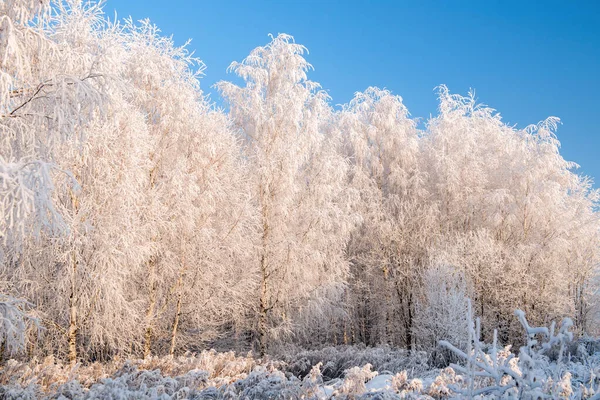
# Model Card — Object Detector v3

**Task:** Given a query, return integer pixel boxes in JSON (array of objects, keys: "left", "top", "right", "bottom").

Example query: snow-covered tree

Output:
[
  {"left": 2, "top": 1, "right": 254, "bottom": 363},
  {"left": 338, "top": 87, "right": 432, "bottom": 348},
  {"left": 422, "top": 86, "right": 600, "bottom": 340},
  {"left": 118, "top": 18, "right": 254, "bottom": 358},
  {"left": 1, "top": 1, "right": 154, "bottom": 364},
  {"left": 413, "top": 263, "right": 469, "bottom": 360},
  {"left": 218, "top": 34, "right": 356, "bottom": 355}
]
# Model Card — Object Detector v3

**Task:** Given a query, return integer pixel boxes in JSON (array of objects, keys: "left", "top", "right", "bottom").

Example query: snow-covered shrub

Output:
[
  {"left": 413, "top": 263, "right": 469, "bottom": 367},
  {"left": 46, "top": 379, "right": 85, "bottom": 399},
  {"left": 439, "top": 300, "right": 593, "bottom": 398},
  {"left": 0, "top": 351, "right": 258, "bottom": 397},
  {"left": 84, "top": 365, "right": 195, "bottom": 399},
  {"left": 278, "top": 345, "right": 428, "bottom": 380},
  {"left": 427, "top": 367, "right": 463, "bottom": 398},
  {"left": 301, "top": 362, "right": 325, "bottom": 397},
  {"left": 336, "top": 364, "right": 378, "bottom": 396},
  {"left": 0, "top": 383, "right": 40, "bottom": 400},
  {"left": 3, "top": 346, "right": 600, "bottom": 398},
  {"left": 230, "top": 367, "right": 304, "bottom": 399},
  {"left": 390, "top": 370, "right": 423, "bottom": 397},
  {"left": 136, "top": 350, "right": 256, "bottom": 383}
]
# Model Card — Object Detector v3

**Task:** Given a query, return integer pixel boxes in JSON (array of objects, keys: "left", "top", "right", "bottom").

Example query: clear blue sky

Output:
[{"left": 107, "top": 0, "right": 600, "bottom": 186}]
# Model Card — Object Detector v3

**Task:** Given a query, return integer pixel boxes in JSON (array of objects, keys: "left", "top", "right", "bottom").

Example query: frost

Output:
[
  {"left": 1, "top": 3, "right": 600, "bottom": 400},
  {"left": 2, "top": 334, "right": 600, "bottom": 399}
]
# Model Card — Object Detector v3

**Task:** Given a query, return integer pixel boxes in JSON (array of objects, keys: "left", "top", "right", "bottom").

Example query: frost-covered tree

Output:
[
  {"left": 118, "top": 19, "right": 254, "bottom": 358},
  {"left": 422, "top": 86, "right": 600, "bottom": 340},
  {"left": 0, "top": 1, "right": 154, "bottom": 364},
  {"left": 218, "top": 34, "right": 356, "bottom": 355},
  {"left": 2, "top": 1, "right": 254, "bottom": 363},
  {"left": 338, "top": 87, "right": 433, "bottom": 348},
  {"left": 338, "top": 85, "right": 599, "bottom": 349},
  {"left": 413, "top": 263, "right": 469, "bottom": 360}
]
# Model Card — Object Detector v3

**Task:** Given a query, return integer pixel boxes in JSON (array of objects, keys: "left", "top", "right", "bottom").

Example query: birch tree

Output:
[
  {"left": 422, "top": 86, "right": 600, "bottom": 341},
  {"left": 339, "top": 87, "right": 432, "bottom": 348},
  {"left": 0, "top": 1, "right": 154, "bottom": 364},
  {"left": 218, "top": 34, "right": 355, "bottom": 355},
  {"left": 119, "top": 19, "right": 255, "bottom": 358}
]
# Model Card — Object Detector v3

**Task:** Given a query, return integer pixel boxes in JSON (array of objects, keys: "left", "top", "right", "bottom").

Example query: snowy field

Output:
[{"left": 3, "top": 333, "right": 600, "bottom": 399}]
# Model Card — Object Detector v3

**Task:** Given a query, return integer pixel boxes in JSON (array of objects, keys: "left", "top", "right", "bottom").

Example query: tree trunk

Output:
[
  {"left": 68, "top": 251, "right": 78, "bottom": 366},
  {"left": 480, "top": 296, "right": 485, "bottom": 342},
  {"left": 258, "top": 181, "right": 270, "bottom": 357},
  {"left": 343, "top": 323, "right": 349, "bottom": 345},
  {"left": 396, "top": 277, "right": 413, "bottom": 351},
  {"left": 258, "top": 253, "right": 268, "bottom": 357},
  {"left": 143, "top": 259, "right": 157, "bottom": 359},
  {"left": 382, "top": 264, "right": 391, "bottom": 344},
  {"left": 406, "top": 290, "right": 413, "bottom": 351},
  {"left": 169, "top": 274, "right": 183, "bottom": 357},
  {"left": 0, "top": 340, "right": 6, "bottom": 364},
  {"left": 68, "top": 188, "right": 80, "bottom": 367}
]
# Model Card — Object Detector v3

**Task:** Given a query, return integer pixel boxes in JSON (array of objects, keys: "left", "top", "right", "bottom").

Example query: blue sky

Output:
[{"left": 107, "top": 0, "right": 600, "bottom": 186}]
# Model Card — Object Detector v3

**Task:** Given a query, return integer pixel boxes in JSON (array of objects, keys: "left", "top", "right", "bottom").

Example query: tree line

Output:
[{"left": 1, "top": 1, "right": 599, "bottom": 365}]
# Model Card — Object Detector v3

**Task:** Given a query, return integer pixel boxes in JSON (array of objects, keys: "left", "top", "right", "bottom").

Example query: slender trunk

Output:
[
  {"left": 480, "top": 296, "right": 485, "bottom": 342},
  {"left": 406, "top": 290, "right": 413, "bottom": 351},
  {"left": 361, "top": 294, "right": 368, "bottom": 344},
  {"left": 395, "top": 277, "right": 413, "bottom": 351},
  {"left": 169, "top": 244, "right": 188, "bottom": 357},
  {"left": 382, "top": 264, "right": 391, "bottom": 344},
  {"left": 258, "top": 181, "right": 270, "bottom": 357},
  {"left": 333, "top": 323, "right": 338, "bottom": 345},
  {"left": 575, "top": 278, "right": 586, "bottom": 335},
  {"left": 343, "top": 289, "right": 349, "bottom": 345},
  {"left": 143, "top": 259, "right": 157, "bottom": 359},
  {"left": 67, "top": 187, "right": 80, "bottom": 366},
  {"left": 27, "top": 330, "right": 35, "bottom": 359},
  {"left": 68, "top": 306, "right": 77, "bottom": 365},
  {"left": 68, "top": 251, "right": 78, "bottom": 366},
  {"left": 343, "top": 322, "right": 349, "bottom": 345},
  {"left": 0, "top": 340, "right": 5, "bottom": 364},
  {"left": 258, "top": 252, "right": 268, "bottom": 357},
  {"left": 169, "top": 274, "right": 183, "bottom": 356},
  {"left": 143, "top": 161, "right": 160, "bottom": 359},
  {"left": 350, "top": 312, "right": 356, "bottom": 344}
]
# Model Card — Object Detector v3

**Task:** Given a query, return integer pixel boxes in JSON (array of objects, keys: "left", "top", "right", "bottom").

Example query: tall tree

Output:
[
  {"left": 218, "top": 34, "right": 355, "bottom": 355},
  {"left": 421, "top": 86, "right": 600, "bottom": 341},
  {"left": 339, "top": 87, "right": 433, "bottom": 348},
  {"left": 1, "top": 1, "right": 151, "bottom": 364},
  {"left": 120, "top": 19, "right": 254, "bottom": 358}
]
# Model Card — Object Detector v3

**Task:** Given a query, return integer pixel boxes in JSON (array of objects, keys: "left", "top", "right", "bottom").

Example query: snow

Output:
[
  {"left": 2, "top": 307, "right": 598, "bottom": 399},
  {"left": 365, "top": 374, "right": 393, "bottom": 391},
  {"left": 1, "top": 341, "right": 600, "bottom": 399}
]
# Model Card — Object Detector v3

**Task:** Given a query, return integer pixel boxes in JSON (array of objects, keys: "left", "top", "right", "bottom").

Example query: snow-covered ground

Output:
[
  {"left": 1, "top": 306, "right": 599, "bottom": 399},
  {"left": 2, "top": 339, "right": 600, "bottom": 399}
]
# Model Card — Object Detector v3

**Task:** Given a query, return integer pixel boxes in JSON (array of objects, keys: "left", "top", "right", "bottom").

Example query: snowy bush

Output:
[
  {"left": 439, "top": 300, "right": 598, "bottom": 398},
  {"left": 1, "top": 341, "right": 600, "bottom": 398},
  {"left": 278, "top": 345, "right": 428, "bottom": 381},
  {"left": 413, "top": 263, "right": 470, "bottom": 366},
  {"left": 335, "top": 364, "right": 378, "bottom": 396}
]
